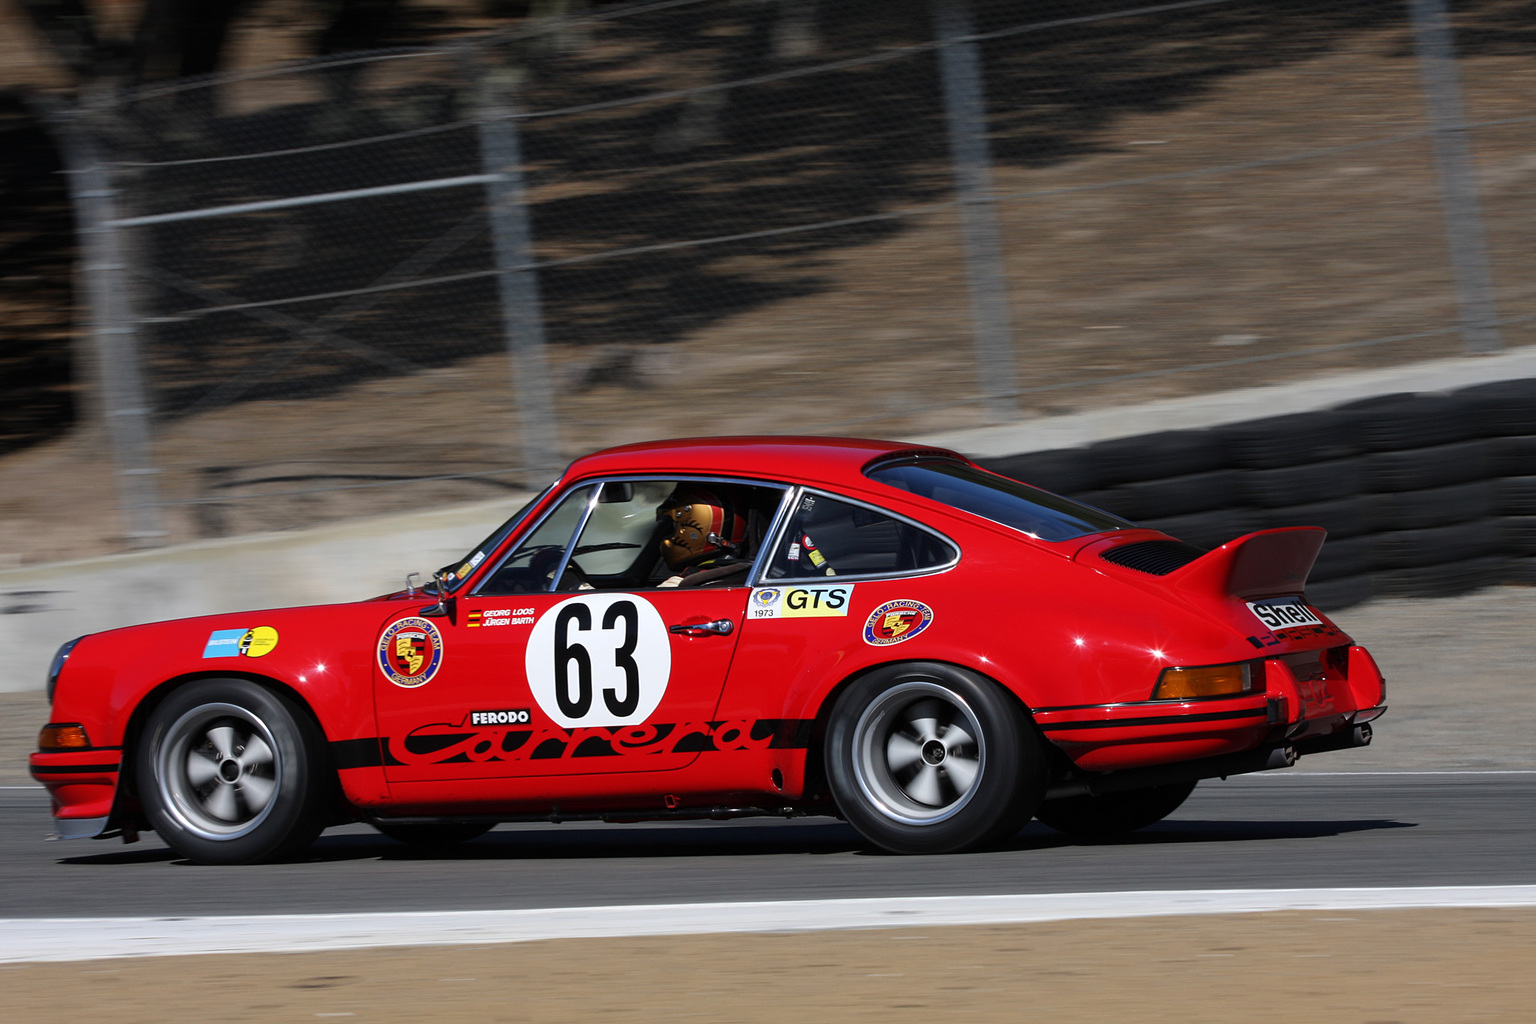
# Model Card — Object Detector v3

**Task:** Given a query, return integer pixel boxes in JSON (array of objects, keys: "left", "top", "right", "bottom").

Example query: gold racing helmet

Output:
[{"left": 659, "top": 486, "right": 747, "bottom": 569}]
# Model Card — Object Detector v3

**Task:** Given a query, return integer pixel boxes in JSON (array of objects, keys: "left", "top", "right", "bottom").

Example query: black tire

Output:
[
  {"left": 1361, "top": 440, "right": 1491, "bottom": 493},
  {"left": 1215, "top": 412, "right": 1356, "bottom": 470},
  {"left": 1453, "top": 378, "right": 1536, "bottom": 436},
  {"left": 1369, "top": 519, "right": 1506, "bottom": 571},
  {"left": 1035, "top": 780, "right": 1198, "bottom": 839},
  {"left": 136, "top": 678, "right": 331, "bottom": 864},
  {"left": 1374, "top": 554, "right": 1509, "bottom": 598},
  {"left": 1339, "top": 392, "right": 1476, "bottom": 452},
  {"left": 1113, "top": 469, "right": 1240, "bottom": 520},
  {"left": 1089, "top": 430, "right": 1227, "bottom": 486},
  {"left": 1496, "top": 476, "right": 1536, "bottom": 517},
  {"left": 1252, "top": 496, "right": 1371, "bottom": 539},
  {"left": 1309, "top": 535, "right": 1373, "bottom": 582},
  {"left": 1486, "top": 435, "right": 1536, "bottom": 476},
  {"left": 824, "top": 663, "right": 1047, "bottom": 855},
  {"left": 1365, "top": 480, "right": 1495, "bottom": 531},
  {"left": 1505, "top": 516, "right": 1536, "bottom": 557},
  {"left": 1140, "top": 509, "right": 1257, "bottom": 550},
  {"left": 373, "top": 822, "right": 493, "bottom": 847},
  {"left": 1306, "top": 574, "right": 1375, "bottom": 612},
  {"left": 1240, "top": 458, "right": 1363, "bottom": 508}
]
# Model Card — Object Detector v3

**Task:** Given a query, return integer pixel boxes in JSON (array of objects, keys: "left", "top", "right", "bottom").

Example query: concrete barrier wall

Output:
[{"left": 0, "top": 495, "right": 532, "bottom": 693}]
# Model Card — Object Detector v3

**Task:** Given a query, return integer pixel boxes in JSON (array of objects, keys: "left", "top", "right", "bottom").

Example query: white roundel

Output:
[{"left": 525, "top": 594, "right": 671, "bottom": 728}]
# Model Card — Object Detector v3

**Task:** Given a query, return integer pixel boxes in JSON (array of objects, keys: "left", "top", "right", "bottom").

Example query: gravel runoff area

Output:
[
  {"left": 4, "top": 586, "right": 1533, "bottom": 1018},
  {"left": 2, "top": 908, "right": 1534, "bottom": 1022},
  {"left": 5, "top": 583, "right": 1534, "bottom": 786}
]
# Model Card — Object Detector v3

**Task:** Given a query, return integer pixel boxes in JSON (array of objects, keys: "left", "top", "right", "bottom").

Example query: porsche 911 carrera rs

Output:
[{"left": 33, "top": 437, "right": 1385, "bottom": 862}]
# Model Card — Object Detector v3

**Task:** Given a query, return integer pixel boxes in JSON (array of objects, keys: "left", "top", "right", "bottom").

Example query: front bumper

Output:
[
  {"left": 1036, "top": 645, "right": 1386, "bottom": 772},
  {"left": 30, "top": 749, "right": 123, "bottom": 839}
]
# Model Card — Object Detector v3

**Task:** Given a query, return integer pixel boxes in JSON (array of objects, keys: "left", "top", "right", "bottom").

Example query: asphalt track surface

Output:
[{"left": 4, "top": 773, "right": 1534, "bottom": 920}]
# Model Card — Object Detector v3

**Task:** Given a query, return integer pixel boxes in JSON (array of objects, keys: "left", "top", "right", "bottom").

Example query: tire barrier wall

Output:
[{"left": 979, "top": 378, "right": 1536, "bottom": 612}]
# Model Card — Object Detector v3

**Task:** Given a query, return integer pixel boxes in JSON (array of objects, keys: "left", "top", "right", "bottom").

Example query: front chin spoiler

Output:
[{"left": 50, "top": 815, "right": 110, "bottom": 840}]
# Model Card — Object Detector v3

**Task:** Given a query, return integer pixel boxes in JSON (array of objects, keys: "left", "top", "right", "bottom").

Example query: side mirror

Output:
[{"left": 420, "top": 569, "right": 456, "bottom": 621}]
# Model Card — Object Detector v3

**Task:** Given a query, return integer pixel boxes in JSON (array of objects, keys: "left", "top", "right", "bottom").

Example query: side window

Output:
[
  {"left": 476, "top": 485, "right": 596, "bottom": 595},
  {"left": 765, "top": 492, "right": 956, "bottom": 580},
  {"left": 560, "top": 479, "right": 786, "bottom": 591}
]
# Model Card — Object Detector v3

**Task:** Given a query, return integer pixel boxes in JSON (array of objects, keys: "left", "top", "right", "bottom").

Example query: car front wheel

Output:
[
  {"left": 825, "top": 663, "right": 1047, "bottom": 854},
  {"left": 136, "top": 678, "right": 331, "bottom": 864}
]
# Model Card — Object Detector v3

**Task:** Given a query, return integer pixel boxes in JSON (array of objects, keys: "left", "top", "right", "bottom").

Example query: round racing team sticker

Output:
[
  {"left": 863, "top": 599, "right": 934, "bottom": 646},
  {"left": 379, "top": 616, "right": 445, "bottom": 688}
]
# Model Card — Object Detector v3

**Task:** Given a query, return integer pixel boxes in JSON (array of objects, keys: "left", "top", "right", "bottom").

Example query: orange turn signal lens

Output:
[
  {"left": 1153, "top": 663, "right": 1255, "bottom": 700},
  {"left": 38, "top": 723, "right": 90, "bottom": 750}
]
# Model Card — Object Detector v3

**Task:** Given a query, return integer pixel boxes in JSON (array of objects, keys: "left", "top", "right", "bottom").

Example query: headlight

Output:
[
  {"left": 1152, "top": 660, "right": 1263, "bottom": 700},
  {"left": 46, "top": 636, "right": 84, "bottom": 703}
]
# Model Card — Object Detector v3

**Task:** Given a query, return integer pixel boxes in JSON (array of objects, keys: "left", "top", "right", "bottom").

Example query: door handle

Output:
[{"left": 668, "top": 619, "right": 735, "bottom": 637}]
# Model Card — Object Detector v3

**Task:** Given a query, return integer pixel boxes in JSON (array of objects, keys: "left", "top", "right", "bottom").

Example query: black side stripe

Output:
[
  {"left": 1039, "top": 707, "right": 1269, "bottom": 732},
  {"left": 30, "top": 762, "right": 121, "bottom": 776},
  {"left": 331, "top": 737, "right": 386, "bottom": 769}
]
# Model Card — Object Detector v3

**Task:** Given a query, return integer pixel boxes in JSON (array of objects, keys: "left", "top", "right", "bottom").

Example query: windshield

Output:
[
  {"left": 434, "top": 484, "right": 553, "bottom": 591},
  {"left": 867, "top": 459, "right": 1132, "bottom": 542}
]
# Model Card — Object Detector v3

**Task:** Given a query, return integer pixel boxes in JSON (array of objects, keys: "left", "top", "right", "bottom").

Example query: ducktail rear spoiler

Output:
[{"left": 1167, "top": 527, "right": 1326, "bottom": 601}]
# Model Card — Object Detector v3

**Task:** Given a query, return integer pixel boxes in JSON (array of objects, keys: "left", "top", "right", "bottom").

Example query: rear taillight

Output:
[{"left": 1152, "top": 660, "right": 1263, "bottom": 700}]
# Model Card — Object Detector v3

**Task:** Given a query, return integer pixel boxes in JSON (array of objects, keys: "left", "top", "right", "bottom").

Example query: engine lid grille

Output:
[{"left": 1097, "top": 539, "right": 1205, "bottom": 576}]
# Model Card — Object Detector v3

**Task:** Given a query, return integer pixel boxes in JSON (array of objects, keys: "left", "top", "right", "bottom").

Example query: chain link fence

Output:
[{"left": 47, "top": 0, "right": 1536, "bottom": 552}]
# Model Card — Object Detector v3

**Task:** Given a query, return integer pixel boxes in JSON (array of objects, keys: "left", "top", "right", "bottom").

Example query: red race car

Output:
[{"left": 34, "top": 437, "right": 1385, "bottom": 863}]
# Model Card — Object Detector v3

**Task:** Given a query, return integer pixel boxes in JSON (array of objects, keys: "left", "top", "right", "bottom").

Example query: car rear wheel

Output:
[
  {"left": 373, "top": 822, "right": 493, "bottom": 847},
  {"left": 1034, "top": 780, "right": 1198, "bottom": 839},
  {"left": 825, "top": 663, "right": 1047, "bottom": 854},
  {"left": 136, "top": 678, "right": 331, "bottom": 864}
]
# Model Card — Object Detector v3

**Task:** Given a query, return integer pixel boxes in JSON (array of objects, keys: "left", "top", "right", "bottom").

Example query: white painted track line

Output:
[{"left": 4, "top": 886, "right": 1536, "bottom": 964}]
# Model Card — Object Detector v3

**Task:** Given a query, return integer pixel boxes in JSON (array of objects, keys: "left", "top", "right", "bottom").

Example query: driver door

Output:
[{"left": 374, "top": 479, "right": 758, "bottom": 789}]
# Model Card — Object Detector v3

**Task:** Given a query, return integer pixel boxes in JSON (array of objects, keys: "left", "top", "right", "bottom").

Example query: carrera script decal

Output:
[
  {"left": 202, "top": 625, "right": 279, "bottom": 659},
  {"left": 525, "top": 594, "right": 671, "bottom": 728},
  {"left": 378, "top": 616, "right": 445, "bottom": 688},
  {"left": 749, "top": 584, "right": 853, "bottom": 619},
  {"left": 863, "top": 599, "right": 934, "bottom": 646},
  {"left": 384, "top": 718, "right": 814, "bottom": 767}
]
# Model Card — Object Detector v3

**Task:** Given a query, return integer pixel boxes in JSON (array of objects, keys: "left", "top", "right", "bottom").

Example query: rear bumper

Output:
[
  {"left": 30, "top": 750, "right": 123, "bottom": 837},
  {"left": 1037, "top": 645, "right": 1386, "bottom": 772}
]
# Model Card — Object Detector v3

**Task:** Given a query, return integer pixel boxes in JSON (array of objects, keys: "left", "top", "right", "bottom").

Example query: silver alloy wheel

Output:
[
  {"left": 154, "top": 701, "right": 282, "bottom": 841},
  {"left": 851, "top": 680, "right": 985, "bottom": 826}
]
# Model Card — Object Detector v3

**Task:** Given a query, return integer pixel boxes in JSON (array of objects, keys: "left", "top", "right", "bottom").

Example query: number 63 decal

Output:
[{"left": 525, "top": 594, "right": 673, "bottom": 727}]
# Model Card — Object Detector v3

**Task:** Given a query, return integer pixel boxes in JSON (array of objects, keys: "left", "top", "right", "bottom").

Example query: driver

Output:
[{"left": 656, "top": 486, "right": 750, "bottom": 588}]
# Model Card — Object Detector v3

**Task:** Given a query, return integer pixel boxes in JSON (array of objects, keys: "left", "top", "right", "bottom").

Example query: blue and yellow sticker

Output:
[{"left": 202, "top": 626, "right": 280, "bottom": 659}]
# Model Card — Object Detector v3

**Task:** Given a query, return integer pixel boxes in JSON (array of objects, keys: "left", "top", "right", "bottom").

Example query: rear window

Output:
[{"left": 867, "top": 459, "right": 1131, "bottom": 542}]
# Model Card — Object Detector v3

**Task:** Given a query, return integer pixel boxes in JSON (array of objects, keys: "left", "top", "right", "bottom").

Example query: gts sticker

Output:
[{"left": 749, "top": 585, "right": 853, "bottom": 619}]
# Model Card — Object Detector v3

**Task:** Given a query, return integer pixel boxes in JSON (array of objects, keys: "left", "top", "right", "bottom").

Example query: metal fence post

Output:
[
  {"left": 477, "top": 67, "right": 561, "bottom": 483},
  {"left": 1407, "top": 0, "right": 1503, "bottom": 355},
  {"left": 52, "top": 106, "right": 166, "bottom": 547},
  {"left": 934, "top": 0, "right": 1019, "bottom": 422}
]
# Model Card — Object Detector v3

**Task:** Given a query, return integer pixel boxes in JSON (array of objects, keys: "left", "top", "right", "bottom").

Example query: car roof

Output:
[{"left": 566, "top": 436, "right": 965, "bottom": 487}]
